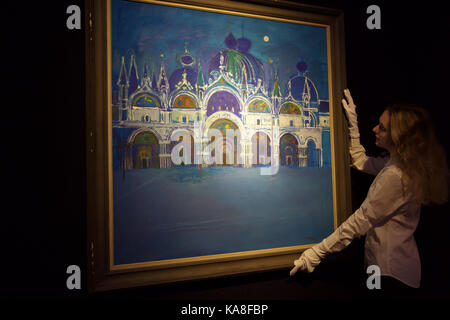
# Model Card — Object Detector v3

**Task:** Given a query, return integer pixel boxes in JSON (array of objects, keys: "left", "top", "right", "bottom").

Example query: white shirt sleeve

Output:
[
  {"left": 319, "top": 165, "right": 408, "bottom": 254},
  {"left": 349, "top": 137, "right": 389, "bottom": 175}
]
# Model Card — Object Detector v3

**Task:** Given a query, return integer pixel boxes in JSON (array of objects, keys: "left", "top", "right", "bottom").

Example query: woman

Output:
[{"left": 290, "top": 89, "right": 449, "bottom": 293}]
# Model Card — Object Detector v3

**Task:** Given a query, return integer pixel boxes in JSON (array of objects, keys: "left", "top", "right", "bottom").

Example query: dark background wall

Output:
[{"left": 3, "top": 0, "right": 449, "bottom": 304}]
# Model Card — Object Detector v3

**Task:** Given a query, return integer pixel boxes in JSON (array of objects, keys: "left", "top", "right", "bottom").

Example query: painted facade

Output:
[{"left": 112, "top": 33, "right": 331, "bottom": 170}]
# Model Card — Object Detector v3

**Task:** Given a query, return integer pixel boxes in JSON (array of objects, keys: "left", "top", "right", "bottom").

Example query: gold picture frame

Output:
[{"left": 85, "top": 0, "right": 350, "bottom": 292}]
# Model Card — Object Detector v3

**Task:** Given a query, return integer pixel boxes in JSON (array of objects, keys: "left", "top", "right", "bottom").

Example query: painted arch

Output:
[
  {"left": 248, "top": 99, "right": 271, "bottom": 113},
  {"left": 132, "top": 93, "right": 161, "bottom": 108},
  {"left": 173, "top": 94, "right": 197, "bottom": 109},
  {"left": 280, "top": 102, "right": 301, "bottom": 115}
]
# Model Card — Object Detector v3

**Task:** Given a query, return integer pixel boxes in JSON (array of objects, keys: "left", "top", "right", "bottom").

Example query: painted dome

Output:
[
  {"left": 209, "top": 50, "right": 264, "bottom": 86},
  {"left": 208, "top": 33, "right": 264, "bottom": 86},
  {"left": 237, "top": 37, "right": 251, "bottom": 53}
]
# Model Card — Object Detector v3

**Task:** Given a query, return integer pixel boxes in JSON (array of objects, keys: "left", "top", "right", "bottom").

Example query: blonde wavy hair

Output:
[{"left": 387, "top": 104, "right": 449, "bottom": 205}]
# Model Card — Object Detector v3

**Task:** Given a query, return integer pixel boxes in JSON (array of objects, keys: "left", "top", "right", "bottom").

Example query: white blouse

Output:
[{"left": 347, "top": 137, "right": 422, "bottom": 288}]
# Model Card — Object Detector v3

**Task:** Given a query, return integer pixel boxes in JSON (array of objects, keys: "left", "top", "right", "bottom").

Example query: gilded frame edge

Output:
[{"left": 85, "top": 0, "right": 350, "bottom": 293}]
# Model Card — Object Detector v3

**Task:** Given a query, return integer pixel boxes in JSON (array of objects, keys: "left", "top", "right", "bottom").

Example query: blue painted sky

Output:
[{"left": 111, "top": 0, "right": 329, "bottom": 99}]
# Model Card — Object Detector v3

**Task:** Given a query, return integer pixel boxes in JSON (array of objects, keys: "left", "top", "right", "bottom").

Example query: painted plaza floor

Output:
[{"left": 112, "top": 166, "right": 334, "bottom": 265}]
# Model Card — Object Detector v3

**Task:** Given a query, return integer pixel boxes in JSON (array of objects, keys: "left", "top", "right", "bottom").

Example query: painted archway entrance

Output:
[
  {"left": 307, "top": 139, "right": 319, "bottom": 167},
  {"left": 280, "top": 133, "right": 299, "bottom": 167},
  {"left": 132, "top": 131, "right": 160, "bottom": 169},
  {"left": 209, "top": 119, "right": 240, "bottom": 166}
]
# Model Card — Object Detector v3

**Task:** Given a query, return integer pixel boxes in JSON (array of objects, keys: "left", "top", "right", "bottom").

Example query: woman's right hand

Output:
[
  {"left": 289, "top": 246, "right": 324, "bottom": 276},
  {"left": 341, "top": 89, "right": 360, "bottom": 138}
]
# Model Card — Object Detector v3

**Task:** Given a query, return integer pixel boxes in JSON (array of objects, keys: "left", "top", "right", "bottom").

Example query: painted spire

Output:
[
  {"left": 158, "top": 53, "right": 169, "bottom": 93},
  {"left": 300, "top": 61, "right": 311, "bottom": 106},
  {"left": 128, "top": 54, "right": 139, "bottom": 94},
  {"left": 158, "top": 53, "right": 169, "bottom": 109},
  {"left": 302, "top": 76, "right": 311, "bottom": 106},
  {"left": 117, "top": 56, "right": 128, "bottom": 86},
  {"left": 241, "top": 66, "right": 248, "bottom": 90},
  {"left": 141, "top": 64, "right": 151, "bottom": 88},
  {"left": 272, "top": 72, "right": 281, "bottom": 98},
  {"left": 241, "top": 66, "right": 248, "bottom": 101},
  {"left": 117, "top": 55, "right": 129, "bottom": 107},
  {"left": 143, "top": 63, "right": 148, "bottom": 78},
  {"left": 151, "top": 69, "right": 158, "bottom": 92},
  {"left": 197, "top": 62, "right": 205, "bottom": 88}
]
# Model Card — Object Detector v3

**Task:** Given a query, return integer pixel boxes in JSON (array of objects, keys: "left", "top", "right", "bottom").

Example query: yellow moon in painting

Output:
[{"left": 263, "top": 35, "right": 269, "bottom": 42}]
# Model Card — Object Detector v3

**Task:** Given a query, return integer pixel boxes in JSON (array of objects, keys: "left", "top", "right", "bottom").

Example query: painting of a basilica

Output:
[{"left": 110, "top": 0, "right": 335, "bottom": 266}]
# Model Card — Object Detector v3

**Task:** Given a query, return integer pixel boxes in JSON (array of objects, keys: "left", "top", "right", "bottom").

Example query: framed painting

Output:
[{"left": 85, "top": 0, "right": 350, "bottom": 292}]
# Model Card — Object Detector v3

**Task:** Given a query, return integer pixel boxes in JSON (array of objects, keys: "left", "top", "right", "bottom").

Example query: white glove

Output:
[
  {"left": 289, "top": 244, "right": 327, "bottom": 276},
  {"left": 341, "top": 89, "right": 360, "bottom": 139},
  {"left": 341, "top": 89, "right": 370, "bottom": 171},
  {"left": 290, "top": 208, "right": 372, "bottom": 276}
]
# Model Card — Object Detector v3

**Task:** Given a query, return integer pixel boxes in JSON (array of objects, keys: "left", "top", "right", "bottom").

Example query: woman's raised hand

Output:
[{"left": 341, "top": 89, "right": 360, "bottom": 138}]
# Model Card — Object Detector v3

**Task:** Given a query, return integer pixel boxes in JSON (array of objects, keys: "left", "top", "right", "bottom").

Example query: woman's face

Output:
[{"left": 373, "top": 110, "right": 393, "bottom": 151}]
